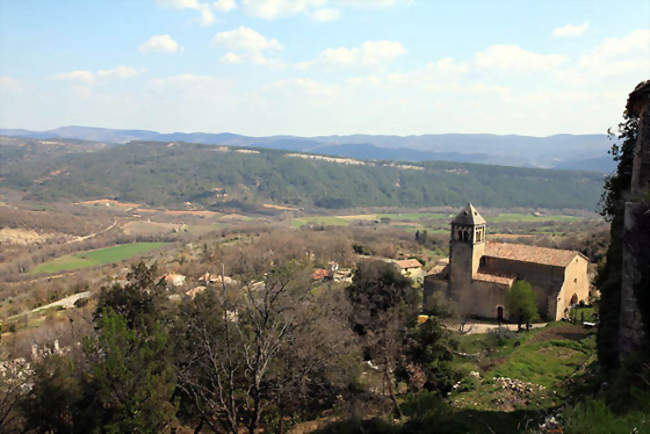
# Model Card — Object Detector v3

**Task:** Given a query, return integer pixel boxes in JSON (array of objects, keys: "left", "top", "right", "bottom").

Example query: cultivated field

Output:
[{"left": 30, "top": 242, "right": 168, "bottom": 274}]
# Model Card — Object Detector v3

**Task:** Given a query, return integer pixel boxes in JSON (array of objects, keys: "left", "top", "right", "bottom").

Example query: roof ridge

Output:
[{"left": 486, "top": 240, "right": 580, "bottom": 254}]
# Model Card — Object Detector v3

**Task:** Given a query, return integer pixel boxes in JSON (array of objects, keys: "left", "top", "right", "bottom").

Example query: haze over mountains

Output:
[{"left": 0, "top": 126, "right": 615, "bottom": 173}]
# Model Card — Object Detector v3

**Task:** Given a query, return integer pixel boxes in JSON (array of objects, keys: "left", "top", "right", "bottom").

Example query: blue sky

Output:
[{"left": 0, "top": 0, "right": 648, "bottom": 136}]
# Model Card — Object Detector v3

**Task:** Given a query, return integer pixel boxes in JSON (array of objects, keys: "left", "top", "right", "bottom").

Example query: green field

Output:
[
  {"left": 489, "top": 213, "right": 582, "bottom": 222},
  {"left": 378, "top": 212, "right": 447, "bottom": 221},
  {"left": 31, "top": 242, "right": 168, "bottom": 274}
]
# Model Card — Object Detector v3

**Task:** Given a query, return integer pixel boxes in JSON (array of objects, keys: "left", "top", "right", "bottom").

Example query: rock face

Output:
[{"left": 619, "top": 80, "right": 650, "bottom": 355}]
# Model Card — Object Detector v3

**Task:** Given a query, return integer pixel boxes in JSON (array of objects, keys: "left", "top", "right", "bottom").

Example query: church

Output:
[{"left": 424, "top": 203, "right": 590, "bottom": 321}]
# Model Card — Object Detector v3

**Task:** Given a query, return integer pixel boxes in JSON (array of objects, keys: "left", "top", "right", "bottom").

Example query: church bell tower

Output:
[{"left": 449, "top": 203, "right": 487, "bottom": 293}]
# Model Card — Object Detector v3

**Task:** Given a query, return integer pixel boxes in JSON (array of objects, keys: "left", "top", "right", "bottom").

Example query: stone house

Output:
[
  {"left": 394, "top": 259, "right": 423, "bottom": 280},
  {"left": 424, "top": 203, "right": 590, "bottom": 321}
]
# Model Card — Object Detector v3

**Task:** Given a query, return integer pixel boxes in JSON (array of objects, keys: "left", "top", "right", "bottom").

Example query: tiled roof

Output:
[
  {"left": 395, "top": 259, "right": 423, "bottom": 269},
  {"left": 484, "top": 241, "right": 582, "bottom": 267},
  {"left": 426, "top": 263, "right": 449, "bottom": 277},
  {"left": 473, "top": 272, "right": 515, "bottom": 286},
  {"left": 311, "top": 269, "right": 330, "bottom": 280}
]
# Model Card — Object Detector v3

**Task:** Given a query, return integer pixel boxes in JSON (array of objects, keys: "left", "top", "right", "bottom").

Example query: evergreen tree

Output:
[{"left": 84, "top": 310, "right": 177, "bottom": 433}]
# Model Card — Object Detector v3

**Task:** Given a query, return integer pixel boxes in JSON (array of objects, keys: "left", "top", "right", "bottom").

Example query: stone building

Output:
[{"left": 425, "top": 203, "right": 590, "bottom": 321}]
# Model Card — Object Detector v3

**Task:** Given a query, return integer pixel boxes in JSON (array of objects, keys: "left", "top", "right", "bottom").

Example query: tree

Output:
[
  {"left": 346, "top": 259, "right": 419, "bottom": 335},
  {"left": 84, "top": 310, "right": 177, "bottom": 433},
  {"left": 345, "top": 260, "right": 419, "bottom": 418},
  {"left": 505, "top": 280, "right": 540, "bottom": 331},
  {"left": 175, "top": 262, "right": 359, "bottom": 434},
  {"left": 0, "top": 359, "right": 29, "bottom": 433},
  {"left": 400, "top": 317, "right": 458, "bottom": 394},
  {"left": 20, "top": 355, "right": 88, "bottom": 433},
  {"left": 94, "top": 261, "right": 167, "bottom": 330}
]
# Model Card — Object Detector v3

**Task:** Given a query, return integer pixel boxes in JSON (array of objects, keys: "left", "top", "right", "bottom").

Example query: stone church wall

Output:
[
  {"left": 469, "top": 279, "right": 509, "bottom": 319},
  {"left": 557, "top": 256, "right": 591, "bottom": 318},
  {"left": 481, "top": 256, "right": 566, "bottom": 319}
]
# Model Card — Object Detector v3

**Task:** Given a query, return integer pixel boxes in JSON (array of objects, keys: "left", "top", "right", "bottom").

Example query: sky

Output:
[{"left": 0, "top": 0, "right": 648, "bottom": 136}]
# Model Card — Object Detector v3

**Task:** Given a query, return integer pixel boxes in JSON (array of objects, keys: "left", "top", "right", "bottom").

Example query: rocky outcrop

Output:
[{"left": 619, "top": 80, "right": 650, "bottom": 355}]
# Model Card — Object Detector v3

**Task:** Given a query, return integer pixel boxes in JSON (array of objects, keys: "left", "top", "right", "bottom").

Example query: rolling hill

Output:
[
  {"left": 0, "top": 126, "right": 615, "bottom": 172},
  {"left": 0, "top": 138, "right": 606, "bottom": 211}
]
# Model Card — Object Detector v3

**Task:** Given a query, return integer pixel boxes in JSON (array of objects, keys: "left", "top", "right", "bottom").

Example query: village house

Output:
[
  {"left": 394, "top": 258, "right": 424, "bottom": 280},
  {"left": 425, "top": 203, "right": 590, "bottom": 321},
  {"left": 164, "top": 273, "right": 186, "bottom": 287}
]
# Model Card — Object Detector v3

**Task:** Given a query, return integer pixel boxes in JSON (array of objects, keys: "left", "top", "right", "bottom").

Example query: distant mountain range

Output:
[{"left": 0, "top": 126, "right": 616, "bottom": 173}]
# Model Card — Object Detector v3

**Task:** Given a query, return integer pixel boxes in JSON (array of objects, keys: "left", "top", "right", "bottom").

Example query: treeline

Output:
[{"left": 0, "top": 140, "right": 605, "bottom": 210}]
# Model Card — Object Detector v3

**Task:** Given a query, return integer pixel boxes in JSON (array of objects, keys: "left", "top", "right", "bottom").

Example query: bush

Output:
[
  {"left": 563, "top": 393, "right": 650, "bottom": 434},
  {"left": 484, "top": 328, "right": 517, "bottom": 347}
]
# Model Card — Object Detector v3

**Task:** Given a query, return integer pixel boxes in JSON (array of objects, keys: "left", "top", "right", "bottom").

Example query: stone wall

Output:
[
  {"left": 469, "top": 279, "right": 509, "bottom": 319},
  {"left": 557, "top": 256, "right": 591, "bottom": 318},
  {"left": 481, "top": 256, "right": 566, "bottom": 319}
]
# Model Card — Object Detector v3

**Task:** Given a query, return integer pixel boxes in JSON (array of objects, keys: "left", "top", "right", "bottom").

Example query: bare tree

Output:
[
  {"left": 176, "top": 262, "right": 357, "bottom": 433},
  {"left": 0, "top": 358, "right": 30, "bottom": 433}
]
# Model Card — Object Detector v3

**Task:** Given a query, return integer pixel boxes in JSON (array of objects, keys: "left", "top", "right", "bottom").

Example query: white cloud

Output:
[
  {"left": 150, "top": 73, "right": 226, "bottom": 90},
  {"left": 268, "top": 78, "right": 338, "bottom": 96},
  {"left": 240, "top": 0, "right": 407, "bottom": 19},
  {"left": 578, "top": 28, "right": 650, "bottom": 75},
  {"left": 213, "top": 0, "right": 237, "bottom": 11},
  {"left": 157, "top": 0, "right": 215, "bottom": 25},
  {"left": 0, "top": 76, "right": 23, "bottom": 92},
  {"left": 435, "top": 57, "right": 469, "bottom": 74},
  {"left": 335, "top": 0, "right": 410, "bottom": 7},
  {"left": 97, "top": 66, "right": 144, "bottom": 78},
  {"left": 301, "top": 40, "right": 406, "bottom": 68},
  {"left": 310, "top": 8, "right": 340, "bottom": 21},
  {"left": 221, "top": 52, "right": 242, "bottom": 63},
  {"left": 212, "top": 26, "right": 283, "bottom": 65},
  {"left": 139, "top": 34, "right": 182, "bottom": 53},
  {"left": 54, "top": 70, "right": 95, "bottom": 83},
  {"left": 242, "top": 0, "right": 326, "bottom": 19},
  {"left": 475, "top": 44, "right": 567, "bottom": 72},
  {"left": 552, "top": 22, "right": 589, "bottom": 38}
]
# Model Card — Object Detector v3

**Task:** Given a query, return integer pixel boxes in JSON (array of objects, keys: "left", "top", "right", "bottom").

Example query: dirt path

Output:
[
  {"left": 31, "top": 291, "right": 92, "bottom": 312},
  {"left": 63, "top": 218, "right": 120, "bottom": 245},
  {"left": 6, "top": 290, "right": 92, "bottom": 320},
  {"left": 445, "top": 320, "right": 549, "bottom": 334}
]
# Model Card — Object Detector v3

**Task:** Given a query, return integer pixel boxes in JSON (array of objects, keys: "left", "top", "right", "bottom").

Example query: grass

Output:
[
  {"left": 378, "top": 212, "right": 447, "bottom": 221},
  {"left": 450, "top": 323, "right": 596, "bottom": 412},
  {"left": 31, "top": 242, "right": 168, "bottom": 274},
  {"left": 489, "top": 213, "right": 582, "bottom": 223},
  {"left": 572, "top": 307, "right": 596, "bottom": 322},
  {"left": 490, "top": 337, "right": 595, "bottom": 387},
  {"left": 291, "top": 216, "right": 349, "bottom": 227}
]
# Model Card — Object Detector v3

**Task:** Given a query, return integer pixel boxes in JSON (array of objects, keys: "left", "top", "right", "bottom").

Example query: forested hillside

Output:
[
  {"left": 0, "top": 126, "right": 613, "bottom": 171},
  {"left": 0, "top": 139, "right": 604, "bottom": 210}
]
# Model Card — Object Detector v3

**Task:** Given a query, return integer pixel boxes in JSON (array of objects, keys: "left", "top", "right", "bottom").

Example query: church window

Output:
[{"left": 458, "top": 230, "right": 462, "bottom": 240}]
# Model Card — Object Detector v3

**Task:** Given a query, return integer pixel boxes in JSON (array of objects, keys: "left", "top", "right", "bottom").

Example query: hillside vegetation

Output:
[
  {"left": 0, "top": 139, "right": 604, "bottom": 210},
  {"left": 0, "top": 126, "right": 613, "bottom": 170}
]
